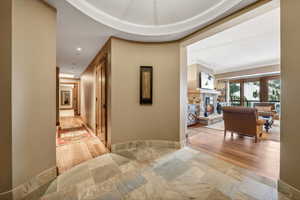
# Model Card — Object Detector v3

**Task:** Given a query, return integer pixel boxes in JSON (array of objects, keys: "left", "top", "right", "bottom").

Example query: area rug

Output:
[
  {"left": 60, "top": 109, "right": 75, "bottom": 117},
  {"left": 60, "top": 116, "right": 83, "bottom": 130},
  {"left": 56, "top": 128, "right": 94, "bottom": 146},
  {"left": 204, "top": 120, "right": 280, "bottom": 142}
]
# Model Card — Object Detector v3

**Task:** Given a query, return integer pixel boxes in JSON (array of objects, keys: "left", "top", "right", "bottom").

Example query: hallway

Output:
[{"left": 56, "top": 113, "right": 107, "bottom": 174}]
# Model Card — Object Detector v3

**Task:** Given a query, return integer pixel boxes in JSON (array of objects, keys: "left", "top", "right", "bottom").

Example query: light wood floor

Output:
[
  {"left": 188, "top": 125, "right": 280, "bottom": 180},
  {"left": 57, "top": 117, "right": 107, "bottom": 174}
]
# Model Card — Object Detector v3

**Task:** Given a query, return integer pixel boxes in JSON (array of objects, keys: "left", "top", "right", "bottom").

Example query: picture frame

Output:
[
  {"left": 140, "top": 66, "right": 153, "bottom": 105},
  {"left": 61, "top": 90, "right": 71, "bottom": 106}
]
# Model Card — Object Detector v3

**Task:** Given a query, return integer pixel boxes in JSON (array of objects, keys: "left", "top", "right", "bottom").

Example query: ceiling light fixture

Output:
[
  {"left": 59, "top": 73, "right": 75, "bottom": 78},
  {"left": 76, "top": 47, "right": 82, "bottom": 52}
]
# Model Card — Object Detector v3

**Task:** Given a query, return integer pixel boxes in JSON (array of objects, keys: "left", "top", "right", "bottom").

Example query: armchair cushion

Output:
[
  {"left": 256, "top": 106, "right": 272, "bottom": 112},
  {"left": 257, "top": 111, "right": 274, "bottom": 117},
  {"left": 257, "top": 119, "right": 266, "bottom": 126}
]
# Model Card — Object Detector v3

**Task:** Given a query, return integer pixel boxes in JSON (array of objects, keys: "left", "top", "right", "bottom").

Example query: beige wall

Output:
[
  {"left": 188, "top": 64, "right": 215, "bottom": 90},
  {"left": 280, "top": 0, "right": 300, "bottom": 190},
  {"left": 215, "top": 65, "right": 280, "bottom": 80},
  {"left": 11, "top": 0, "right": 56, "bottom": 187},
  {"left": 0, "top": 0, "right": 12, "bottom": 193},
  {"left": 110, "top": 38, "right": 180, "bottom": 144},
  {"left": 187, "top": 64, "right": 198, "bottom": 90}
]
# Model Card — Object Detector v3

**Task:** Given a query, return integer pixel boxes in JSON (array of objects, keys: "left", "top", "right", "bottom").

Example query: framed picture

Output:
[
  {"left": 140, "top": 66, "right": 153, "bottom": 105},
  {"left": 61, "top": 90, "right": 71, "bottom": 106}
]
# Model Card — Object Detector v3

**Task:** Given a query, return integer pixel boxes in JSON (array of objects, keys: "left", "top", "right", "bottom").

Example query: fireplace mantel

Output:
[
  {"left": 188, "top": 89, "right": 221, "bottom": 95},
  {"left": 199, "top": 88, "right": 221, "bottom": 95},
  {"left": 188, "top": 88, "right": 223, "bottom": 125}
]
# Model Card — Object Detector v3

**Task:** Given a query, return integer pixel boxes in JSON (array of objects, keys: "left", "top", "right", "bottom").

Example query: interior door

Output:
[
  {"left": 96, "top": 59, "right": 107, "bottom": 145},
  {"left": 73, "top": 83, "right": 78, "bottom": 115}
]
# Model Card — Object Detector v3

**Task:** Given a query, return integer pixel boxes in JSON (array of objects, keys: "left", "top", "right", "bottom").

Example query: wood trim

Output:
[
  {"left": 264, "top": 75, "right": 281, "bottom": 80},
  {"left": 60, "top": 82, "right": 79, "bottom": 85},
  {"left": 59, "top": 108, "right": 74, "bottom": 111},
  {"left": 81, "top": 37, "right": 111, "bottom": 149},
  {"left": 60, "top": 77, "right": 80, "bottom": 81},
  {"left": 140, "top": 66, "right": 153, "bottom": 105},
  {"left": 229, "top": 79, "right": 242, "bottom": 83},
  {"left": 240, "top": 81, "right": 245, "bottom": 106},
  {"left": 229, "top": 75, "right": 280, "bottom": 83},
  {"left": 260, "top": 78, "right": 268, "bottom": 102},
  {"left": 243, "top": 78, "right": 261, "bottom": 83},
  {"left": 83, "top": 38, "right": 111, "bottom": 74},
  {"left": 229, "top": 78, "right": 260, "bottom": 83},
  {"left": 95, "top": 56, "right": 108, "bottom": 146},
  {"left": 229, "top": 75, "right": 280, "bottom": 104}
]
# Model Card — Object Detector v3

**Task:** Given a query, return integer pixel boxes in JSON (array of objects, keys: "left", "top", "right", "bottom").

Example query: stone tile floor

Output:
[{"left": 40, "top": 146, "right": 290, "bottom": 200}]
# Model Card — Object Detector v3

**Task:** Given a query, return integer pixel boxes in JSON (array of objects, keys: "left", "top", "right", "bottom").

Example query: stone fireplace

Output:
[
  {"left": 187, "top": 65, "right": 224, "bottom": 125},
  {"left": 199, "top": 89, "right": 219, "bottom": 115},
  {"left": 198, "top": 89, "right": 223, "bottom": 125},
  {"left": 204, "top": 96, "right": 214, "bottom": 116}
]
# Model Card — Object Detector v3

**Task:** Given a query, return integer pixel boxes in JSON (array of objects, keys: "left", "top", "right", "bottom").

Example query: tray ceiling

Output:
[
  {"left": 67, "top": 0, "right": 250, "bottom": 36},
  {"left": 45, "top": 0, "right": 259, "bottom": 75}
]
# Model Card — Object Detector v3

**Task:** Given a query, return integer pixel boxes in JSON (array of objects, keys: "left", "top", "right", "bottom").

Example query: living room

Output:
[{"left": 186, "top": 7, "right": 280, "bottom": 179}]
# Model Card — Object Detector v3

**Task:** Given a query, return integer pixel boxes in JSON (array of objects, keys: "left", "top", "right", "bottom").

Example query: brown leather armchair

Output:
[
  {"left": 222, "top": 106, "right": 265, "bottom": 143},
  {"left": 254, "top": 102, "right": 278, "bottom": 119},
  {"left": 254, "top": 103, "right": 276, "bottom": 116}
]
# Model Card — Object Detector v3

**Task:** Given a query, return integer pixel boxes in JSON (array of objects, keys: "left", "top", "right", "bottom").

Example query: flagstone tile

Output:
[
  {"left": 38, "top": 146, "right": 291, "bottom": 200},
  {"left": 91, "top": 163, "right": 121, "bottom": 183},
  {"left": 153, "top": 158, "right": 190, "bottom": 181}
]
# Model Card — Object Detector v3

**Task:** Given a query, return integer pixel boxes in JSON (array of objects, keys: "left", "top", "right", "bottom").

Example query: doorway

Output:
[
  {"left": 96, "top": 58, "right": 108, "bottom": 146},
  {"left": 180, "top": 2, "right": 280, "bottom": 180},
  {"left": 56, "top": 75, "right": 108, "bottom": 174}
]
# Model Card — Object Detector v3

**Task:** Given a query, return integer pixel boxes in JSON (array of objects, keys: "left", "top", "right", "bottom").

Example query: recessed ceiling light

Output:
[{"left": 76, "top": 47, "right": 82, "bottom": 52}]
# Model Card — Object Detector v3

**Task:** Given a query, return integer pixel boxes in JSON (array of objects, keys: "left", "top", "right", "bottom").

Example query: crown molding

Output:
[{"left": 66, "top": 0, "right": 244, "bottom": 36}]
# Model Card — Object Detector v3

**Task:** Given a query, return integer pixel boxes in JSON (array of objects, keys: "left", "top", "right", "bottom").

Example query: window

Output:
[
  {"left": 229, "top": 82, "right": 241, "bottom": 105},
  {"left": 244, "top": 81, "right": 260, "bottom": 101},
  {"left": 268, "top": 79, "right": 280, "bottom": 102}
]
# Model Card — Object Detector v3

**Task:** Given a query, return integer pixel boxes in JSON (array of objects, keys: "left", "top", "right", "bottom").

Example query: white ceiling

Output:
[
  {"left": 86, "top": 0, "right": 223, "bottom": 26},
  {"left": 45, "top": 0, "right": 258, "bottom": 75},
  {"left": 188, "top": 8, "right": 280, "bottom": 74}
]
